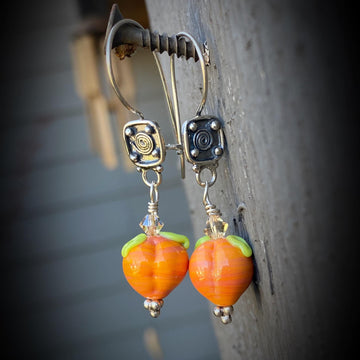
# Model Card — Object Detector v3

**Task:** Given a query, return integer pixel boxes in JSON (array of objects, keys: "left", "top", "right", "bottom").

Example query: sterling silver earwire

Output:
[
  {"left": 105, "top": 17, "right": 194, "bottom": 318},
  {"left": 105, "top": 19, "right": 146, "bottom": 119},
  {"left": 105, "top": 19, "right": 185, "bottom": 179},
  {"left": 170, "top": 32, "right": 226, "bottom": 217}
]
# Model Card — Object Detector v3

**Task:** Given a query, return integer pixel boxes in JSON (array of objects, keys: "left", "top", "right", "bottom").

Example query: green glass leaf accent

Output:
[
  {"left": 194, "top": 235, "right": 211, "bottom": 249},
  {"left": 226, "top": 235, "right": 253, "bottom": 257},
  {"left": 160, "top": 232, "right": 190, "bottom": 249},
  {"left": 121, "top": 233, "right": 147, "bottom": 258}
]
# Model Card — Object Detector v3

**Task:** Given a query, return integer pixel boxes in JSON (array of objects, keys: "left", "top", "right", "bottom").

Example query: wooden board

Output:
[{"left": 146, "top": 0, "right": 356, "bottom": 359}]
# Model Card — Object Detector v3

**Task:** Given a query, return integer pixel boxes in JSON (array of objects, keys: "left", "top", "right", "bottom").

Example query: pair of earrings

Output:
[{"left": 105, "top": 18, "right": 253, "bottom": 324}]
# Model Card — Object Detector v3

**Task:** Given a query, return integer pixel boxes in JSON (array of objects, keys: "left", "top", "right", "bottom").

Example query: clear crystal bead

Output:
[
  {"left": 140, "top": 213, "right": 164, "bottom": 236},
  {"left": 204, "top": 214, "right": 228, "bottom": 238}
]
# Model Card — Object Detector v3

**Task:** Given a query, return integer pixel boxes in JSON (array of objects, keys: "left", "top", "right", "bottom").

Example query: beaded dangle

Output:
[
  {"left": 105, "top": 18, "right": 189, "bottom": 318},
  {"left": 170, "top": 32, "right": 254, "bottom": 324}
]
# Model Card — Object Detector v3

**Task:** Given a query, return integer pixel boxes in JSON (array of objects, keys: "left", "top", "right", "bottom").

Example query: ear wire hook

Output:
[
  {"left": 168, "top": 32, "right": 208, "bottom": 179},
  {"left": 105, "top": 19, "right": 185, "bottom": 178},
  {"left": 106, "top": 19, "right": 145, "bottom": 119},
  {"left": 170, "top": 32, "right": 208, "bottom": 119}
]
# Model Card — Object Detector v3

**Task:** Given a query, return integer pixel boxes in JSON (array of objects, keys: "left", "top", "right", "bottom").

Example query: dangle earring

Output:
[
  {"left": 170, "top": 33, "right": 254, "bottom": 324},
  {"left": 105, "top": 19, "right": 189, "bottom": 318}
]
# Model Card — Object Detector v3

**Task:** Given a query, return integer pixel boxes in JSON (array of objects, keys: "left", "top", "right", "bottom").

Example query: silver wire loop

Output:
[
  {"left": 168, "top": 32, "right": 208, "bottom": 178},
  {"left": 105, "top": 19, "right": 145, "bottom": 119},
  {"left": 195, "top": 166, "right": 217, "bottom": 187},
  {"left": 154, "top": 53, "right": 185, "bottom": 179},
  {"left": 202, "top": 181, "right": 221, "bottom": 216},
  {"left": 141, "top": 168, "right": 162, "bottom": 188}
]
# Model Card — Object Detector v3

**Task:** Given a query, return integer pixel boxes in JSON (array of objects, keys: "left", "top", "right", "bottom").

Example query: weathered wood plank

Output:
[{"left": 146, "top": 0, "right": 355, "bottom": 359}]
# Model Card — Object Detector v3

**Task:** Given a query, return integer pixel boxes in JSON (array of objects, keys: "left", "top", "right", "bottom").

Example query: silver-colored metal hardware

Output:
[
  {"left": 214, "top": 147, "right": 223, "bottom": 156},
  {"left": 210, "top": 119, "right": 221, "bottom": 130},
  {"left": 189, "top": 122, "right": 198, "bottom": 132},
  {"left": 168, "top": 32, "right": 225, "bottom": 186},
  {"left": 153, "top": 53, "right": 185, "bottom": 179},
  {"left": 123, "top": 120, "right": 166, "bottom": 169},
  {"left": 170, "top": 32, "right": 208, "bottom": 118},
  {"left": 105, "top": 18, "right": 146, "bottom": 119},
  {"left": 191, "top": 149, "right": 200, "bottom": 158},
  {"left": 141, "top": 169, "right": 162, "bottom": 188},
  {"left": 144, "top": 298, "right": 164, "bottom": 318},
  {"left": 146, "top": 181, "right": 160, "bottom": 216},
  {"left": 105, "top": 17, "right": 185, "bottom": 179},
  {"left": 183, "top": 116, "right": 225, "bottom": 166},
  {"left": 213, "top": 305, "right": 234, "bottom": 324},
  {"left": 196, "top": 166, "right": 218, "bottom": 188},
  {"left": 202, "top": 181, "right": 221, "bottom": 216}
]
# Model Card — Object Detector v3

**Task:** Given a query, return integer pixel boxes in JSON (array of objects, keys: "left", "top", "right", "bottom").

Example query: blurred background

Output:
[{"left": 0, "top": 0, "right": 220, "bottom": 359}]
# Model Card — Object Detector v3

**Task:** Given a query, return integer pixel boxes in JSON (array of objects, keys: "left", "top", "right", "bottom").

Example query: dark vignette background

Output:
[{"left": 0, "top": 0, "right": 359, "bottom": 359}]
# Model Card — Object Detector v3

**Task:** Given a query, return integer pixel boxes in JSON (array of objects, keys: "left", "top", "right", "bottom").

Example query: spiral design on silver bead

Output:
[
  {"left": 134, "top": 132, "right": 154, "bottom": 155},
  {"left": 194, "top": 129, "right": 213, "bottom": 151}
]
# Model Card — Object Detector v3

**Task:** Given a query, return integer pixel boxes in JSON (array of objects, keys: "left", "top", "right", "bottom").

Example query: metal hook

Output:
[
  {"left": 153, "top": 53, "right": 185, "bottom": 180},
  {"left": 105, "top": 19, "right": 185, "bottom": 178},
  {"left": 105, "top": 19, "right": 145, "bottom": 119},
  {"left": 170, "top": 32, "right": 208, "bottom": 118}
]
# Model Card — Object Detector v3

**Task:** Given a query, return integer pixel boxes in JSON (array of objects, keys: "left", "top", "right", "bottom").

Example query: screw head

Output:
[{"left": 189, "top": 122, "right": 198, "bottom": 132}]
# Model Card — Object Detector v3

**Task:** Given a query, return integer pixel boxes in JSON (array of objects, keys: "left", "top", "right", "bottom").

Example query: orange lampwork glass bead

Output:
[
  {"left": 189, "top": 237, "right": 253, "bottom": 307},
  {"left": 122, "top": 233, "right": 189, "bottom": 317}
]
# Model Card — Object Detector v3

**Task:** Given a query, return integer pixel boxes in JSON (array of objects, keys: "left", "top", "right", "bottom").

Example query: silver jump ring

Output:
[
  {"left": 141, "top": 169, "right": 162, "bottom": 188},
  {"left": 105, "top": 19, "right": 145, "bottom": 119},
  {"left": 195, "top": 167, "right": 217, "bottom": 187}
]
